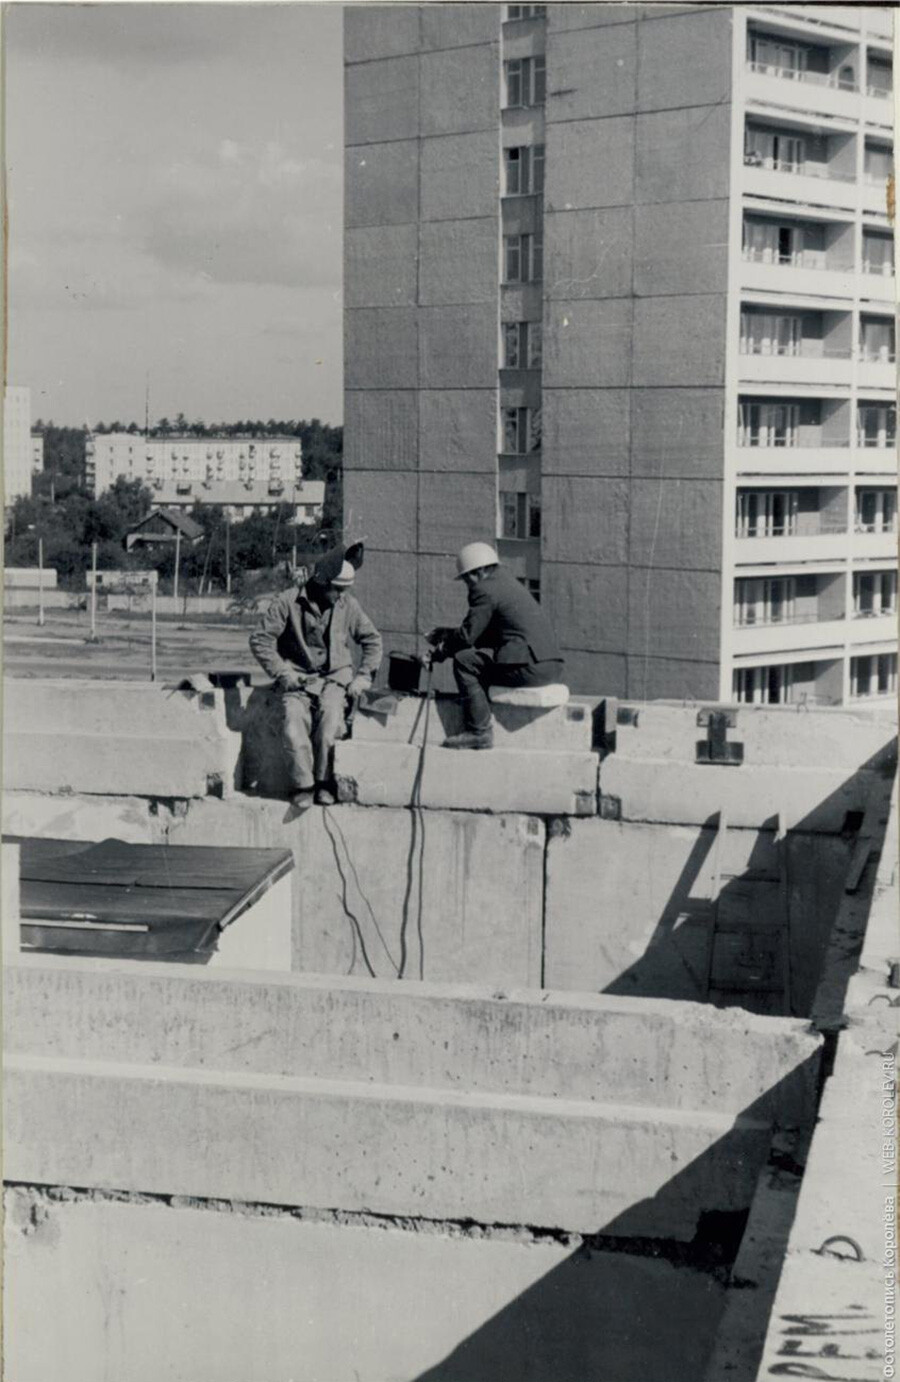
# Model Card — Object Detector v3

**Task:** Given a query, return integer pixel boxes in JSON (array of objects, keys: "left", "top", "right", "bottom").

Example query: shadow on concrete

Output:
[
  {"left": 602, "top": 746, "right": 896, "bottom": 1018},
  {"left": 414, "top": 1058, "right": 819, "bottom": 1382}
]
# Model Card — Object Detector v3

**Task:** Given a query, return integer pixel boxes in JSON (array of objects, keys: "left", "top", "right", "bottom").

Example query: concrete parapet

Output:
[
  {"left": 3, "top": 843, "right": 20, "bottom": 955},
  {"left": 4, "top": 1052, "right": 770, "bottom": 1239},
  {"left": 3, "top": 957, "right": 822, "bottom": 1126},
  {"left": 3, "top": 679, "right": 238, "bottom": 798},
  {"left": 599, "top": 756, "right": 884, "bottom": 832},
  {"left": 2, "top": 790, "right": 170, "bottom": 844},
  {"left": 612, "top": 700, "right": 896, "bottom": 771},
  {"left": 354, "top": 690, "right": 601, "bottom": 753},
  {"left": 335, "top": 739, "right": 599, "bottom": 815}
]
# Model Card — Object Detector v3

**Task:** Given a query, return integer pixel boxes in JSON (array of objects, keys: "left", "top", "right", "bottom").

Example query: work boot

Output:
[
  {"left": 314, "top": 783, "right": 337, "bottom": 806},
  {"left": 288, "top": 788, "right": 315, "bottom": 812},
  {"left": 442, "top": 729, "right": 493, "bottom": 751}
]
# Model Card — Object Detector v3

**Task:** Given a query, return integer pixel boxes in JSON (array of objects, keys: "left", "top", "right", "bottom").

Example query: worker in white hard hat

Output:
[
  {"left": 249, "top": 543, "right": 382, "bottom": 807},
  {"left": 426, "top": 543, "right": 564, "bottom": 750}
]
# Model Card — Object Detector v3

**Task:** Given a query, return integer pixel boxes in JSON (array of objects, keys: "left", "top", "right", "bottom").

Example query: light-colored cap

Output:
[
  {"left": 330, "top": 560, "right": 356, "bottom": 589},
  {"left": 455, "top": 542, "right": 499, "bottom": 578}
]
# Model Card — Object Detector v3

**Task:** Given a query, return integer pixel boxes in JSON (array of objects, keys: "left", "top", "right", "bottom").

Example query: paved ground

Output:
[{"left": 3, "top": 608, "right": 263, "bottom": 683}]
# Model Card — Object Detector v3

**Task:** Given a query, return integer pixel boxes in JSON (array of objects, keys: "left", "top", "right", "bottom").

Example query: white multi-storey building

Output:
[
  {"left": 724, "top": 4, "right": 897, "bottom": 708},
  {"left": 3, "top": 387, "right": 41, "bottom": 504},
  {"left": 85, "top": 433, "right": 325, "bottom": 524},
  {"left": 344, "top": 2, "right": 896, "bottom": 706}
]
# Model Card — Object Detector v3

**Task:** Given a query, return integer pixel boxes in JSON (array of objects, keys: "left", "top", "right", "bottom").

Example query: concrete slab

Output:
[
  {"left": 3, "top": 731, "right": 235, "bottom": 799},
  {"left": 334, "top": 740, "right": 599, "bottom": 815},
  {"left": 4, "top": 957, "right": 822, "bottom": 1124},
  {"left": 612, "top": 701, "right": 897, "bottom": 772},
  {"left": 3, "top": 842, "right": 20, "bottom": 955},
  {"left": 4, "top": 1052, "right": 771, "bottom": 1239},
  {"left": 354, "top": 690, "right": 600, "bottom": 753},
  {"left": 3, "top": 1190, "right": 728, "bottom": 1382},
  {"left": 3, "top": 677, "right": 230, "bottom": 739},
  {"left": 599, "top": 756, "right": 883, "bottom": 832},
  {"left": 2, "top": 790, "right": 169, "bottom": 844},
  {"left": 755, "top": 1253, "right": 885, "bottom": 1381}
]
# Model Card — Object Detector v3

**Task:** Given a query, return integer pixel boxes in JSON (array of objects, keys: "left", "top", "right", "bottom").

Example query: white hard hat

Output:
[
  {"left": 455, "top": 542, "right": 499, "bottom": 579},
  {"left": 329, "top": 560, "right": 356, "bottom": 589}
]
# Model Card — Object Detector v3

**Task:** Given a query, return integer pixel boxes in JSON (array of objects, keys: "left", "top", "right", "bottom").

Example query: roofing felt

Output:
[{"left": 16, "top": 837, "right": 293, "bottom": 958}]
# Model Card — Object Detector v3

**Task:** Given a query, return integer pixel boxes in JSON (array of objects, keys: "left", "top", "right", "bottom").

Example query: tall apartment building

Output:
[
  {"left": 344, "top": 3, "right": 896, "bottom": 705},
  {"left": 3, "top": 386, "right": 41, "bottom": 504},
  {"left": 85, "top": 433, "right": 325, "bottom": 524}
]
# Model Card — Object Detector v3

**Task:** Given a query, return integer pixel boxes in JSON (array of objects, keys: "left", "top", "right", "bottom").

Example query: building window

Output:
[
  {"left": 744, "top": 126, "right": 805, "bottom": 173},
  {"left": 504, "top": 56, "right": 546, "bottom": 108},
  {"left": 853, "top": 570, "right": 897, "bottom": 617},
  {"left": 740, "top": 311, "right": 802, "bottom": 357},
  {"left": 734, "top": 577, "right": 797, "bottom": 626},
  {"left": 735, "top": 490, "right": 799, "bottom": 538},
  {"left": 743, "top": 218, "right": 815, "bottom": 267},
  {"left": 862, "top": 232, "right": 894, "bottom": 276},
  {"left": 502, "top": 321, "right": 542, "bottom": 369},
  {"left": 733, "top": 664, "right": 794, "bottom": 706},
  {"left": 518, "top": 577, "right": 541, "bottom": 601},
  {"left": 864, "top": 143, "right": 893, "bottom": 186},
  {"left": 501, "top": 406, "right": 542, "bottom": 454},
  {"left": 860, "top": 319, "right": 896, "bottom": 363},
  {"left": 850, "top": 653, "right": 897, "bottom": 698},
  {"left": 857, "top": 405, "right": 896, "bottom": 448},
  {"left": 506, "top": 4, "right": 547, "bottom": 19},
  {"left": 503, "top": 232, "right": 543, "bottom": 284},
  {"left": 504, "top": 145, "right": 545, "bottom": 196},
  {"left": 500, "top": 491, "right": 542, "bottom": 540},
  {"left": 747, "top": 33, "right": 812, "bottom": 79},
  {"left": 855, "top": 488, "right": 897, "bottom": 533},
  {"left": 867, "top": 57, "right": 893, "bottom": 98},
  {"left": 738, "top": 402, "right": 799, "bottom": 448}
]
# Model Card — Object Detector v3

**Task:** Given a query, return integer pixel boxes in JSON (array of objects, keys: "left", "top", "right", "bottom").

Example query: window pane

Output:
[
  {"left": 528, "top": 495, "right": 542, "bottom": 538},
  {"left": 532, "top": 145, "right": 545, "bottom": 194},
  {"left": 504, "top": 236, "right": 521, "bottom": 282},
  {"left": 503, "top": 323, "right": 520, "bottom": 369},
  {"left": 533, "top": 57, "right": 546, "bottom": 105},
  {"left": 531, "top": 232, "right": 543, "bottom": 282},
  {"left": 502, "top": 409, "right": 520, "bottom": 453},
  {"left": 528, "top": 322, "right": 543, "bottom": 367},
  {"left": 500, "top": 493, "right": 518, "bottom": 538},
  {"left": 528, "top": 406, "right": 542, "bottom": 452},
  {"left": 505, "top": 60, "right": 523, "bottom": 107},
  {"left": 505, "top": 148, "right": 522, "bottom": 195}
]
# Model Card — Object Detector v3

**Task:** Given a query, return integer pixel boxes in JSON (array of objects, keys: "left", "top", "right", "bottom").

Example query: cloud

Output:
[{"left": 138, "top": 139, "right": 342, "bottom": 290}]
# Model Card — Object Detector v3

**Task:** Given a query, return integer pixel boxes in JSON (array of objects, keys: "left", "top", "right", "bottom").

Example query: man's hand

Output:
[
  {"left": 426, "top": 626, "right": 455, "bottom": 663},
  {"left": 277, "top": 669, "right": 304, "bottom": 692},
  {"left": 347, "top": 674, "right": 370, "bottom": 701}
]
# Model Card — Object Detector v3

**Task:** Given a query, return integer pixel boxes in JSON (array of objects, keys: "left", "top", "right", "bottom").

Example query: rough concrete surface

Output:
[
  {"left": 3, "top": 1190, "right": 729, "bottom": 1382},
  {"left": 5, "top": 1052, "right": 770, "bottom": 1239},
  {"left": 4, "top": 956, "right": 822, "bottom": 1124},
  {"left": 334, "top": 739, "right": 599, "bottom": 815}
]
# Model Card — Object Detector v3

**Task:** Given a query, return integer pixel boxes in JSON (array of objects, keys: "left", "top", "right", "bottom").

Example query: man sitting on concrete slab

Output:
[
  {"left": 427, "top": 542, "right": 565, "bottom": 751},
  {"left": 249, "top": 544, "right": 382, "bottom": 807}
]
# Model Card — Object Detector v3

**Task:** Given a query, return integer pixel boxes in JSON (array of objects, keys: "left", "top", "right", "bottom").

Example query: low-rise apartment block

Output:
[
  {"left": 85, "top": 433, "right": 325, "bottom": 523},
  {"left": 343, "top": 2, "right": 896, "bottom": 705},
  {"left": 3, "top": 387, "right": 42, "bottom": 504}
]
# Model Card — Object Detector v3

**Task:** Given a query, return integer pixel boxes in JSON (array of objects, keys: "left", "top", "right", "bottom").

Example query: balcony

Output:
[
  {"left": 740, "top": 250, "right": 854, "bottom": 301},
  {"left": 857, "top": 351, "right": 896, "bottom": 390},
  {"left": 864, "top": 86, "right": 894, "bottom": 130},
  {"left": 849, "top": 610, "right": 897, "bottom": 645},
  {"left": 742, "top": 156, "right": 858, "bottom": 211},
  {"left": 745, "top": 60, "right": 860, "bottom": 121},
  {"left": 734, "top": 524, "right": 849, "bottom": 564},
  {"left": 737, "top": 344, "right": 852, "bottom": 387},
  {"left": 732, "top": 613, "right": 848, "bottom": 656},
  {"left": 732, "top": 443, "right": 851, "bottom": 478},
  {"left": 862, "top": 176, "right": 892, "bottom": 216}
]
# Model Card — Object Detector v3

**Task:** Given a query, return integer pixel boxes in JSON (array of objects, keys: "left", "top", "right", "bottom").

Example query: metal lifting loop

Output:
[{"left": 813, "top": 1235, "right": 865, "bottom": 1263}]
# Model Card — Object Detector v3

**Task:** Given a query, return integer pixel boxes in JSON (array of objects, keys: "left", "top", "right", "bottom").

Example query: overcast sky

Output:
[{"left": 4, "top": 3, "right": 344, "bottom": 427}]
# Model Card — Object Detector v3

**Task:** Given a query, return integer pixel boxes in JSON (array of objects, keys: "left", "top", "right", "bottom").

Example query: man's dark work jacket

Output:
[{"left": 453, "top": 567, "right": 562, "bottom": 666}]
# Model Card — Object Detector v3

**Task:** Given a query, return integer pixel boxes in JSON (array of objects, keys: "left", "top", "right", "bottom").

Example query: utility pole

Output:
[
  {"left": 89, "top": 542, "right": 98, "bottom": 640},
  {"left": 37, "top": 536, "right": 44, "bottom": 627},
  {"left": 150, "top": 577, "right": 157, "bottom": 682},
  {"left": 225, "top": 513, "right": 231, "bottom": 595},
  {"left": 173, "top": 527, "right": 181, "bottom": 604}
]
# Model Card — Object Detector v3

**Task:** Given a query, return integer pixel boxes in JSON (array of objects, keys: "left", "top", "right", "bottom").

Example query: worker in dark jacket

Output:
[
  {"left": 427, "top": 542, "right": 564, "bottom": 750},
  {"left": 249, "top": 543, "right": 382, "bottom": 807}
]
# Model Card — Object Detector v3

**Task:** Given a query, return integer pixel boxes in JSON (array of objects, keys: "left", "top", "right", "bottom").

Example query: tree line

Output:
[{"left": 9, "top": 418, "right": 343, "bottom": 593}]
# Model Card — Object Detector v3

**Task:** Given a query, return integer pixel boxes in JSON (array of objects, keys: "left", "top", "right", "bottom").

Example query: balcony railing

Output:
[
  {"left": 737, "top": 433, "right": 850, "bottom": 448},
  {"left": 734, "top": 609, "right": 845, "bottom": 628},
  {"left": 854, "top": 520, "right": 898, "bottom": 534},
  {"left": 739, "top": 341, "right": 852, "bottom": 359},
  {"left": 858, "top": 348, "right": 897, "bottom": 363},
  {"left": 741, "top": 247, "right": 851, "bottom": 272},
  {"left": 743, "top": 152, "right": 855, "bottom": 181},
  {"left": 746, "top": 59, "right": 859, "bottom": 91},
  {"left": 856, "top": 435, "right": 897, "bottom": 448},
  {"left": 867, "top": 83, "right": 894, "bottom": 99},
  {"left": 853, "top": 605, "right": 898, "bottom": 618},
  {"left": 736, "top": 522, "right": 848, "bottom": 538}
]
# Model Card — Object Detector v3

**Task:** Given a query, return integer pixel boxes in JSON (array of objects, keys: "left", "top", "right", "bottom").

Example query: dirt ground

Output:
[{"left": 3, "top": 607, "right": 264, "bottom": 683}]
